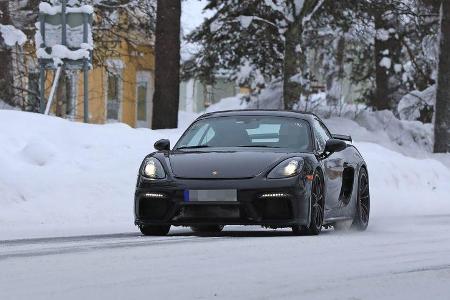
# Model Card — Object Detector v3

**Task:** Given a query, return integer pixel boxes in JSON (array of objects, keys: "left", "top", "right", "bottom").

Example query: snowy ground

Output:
[{"left": 1, "top": 216, "right": 450, "bottom": 300}]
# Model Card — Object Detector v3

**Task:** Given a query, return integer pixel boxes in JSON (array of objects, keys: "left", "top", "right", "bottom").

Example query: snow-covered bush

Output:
[
  {"left": 0, "top": 24, "right": 27, "bottom": 47},
  {"left": 397, "top": 85, "right": 435, "bottom": 123}
]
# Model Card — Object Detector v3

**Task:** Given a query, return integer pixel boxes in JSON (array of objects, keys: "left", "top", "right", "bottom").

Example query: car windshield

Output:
[{"left": 176, "top": 116, "right": 312, "bottom": 151}]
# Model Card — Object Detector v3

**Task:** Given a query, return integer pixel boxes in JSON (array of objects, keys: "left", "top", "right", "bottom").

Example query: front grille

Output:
[
  {"left": 139, "top": 198, "right": 171, "bottom": 219},
  {"left": 253, "top": 197, "right": 292, "bottom": 220},
  {"left": 179, "top": 205, "right": 240, "bottom": 219}
]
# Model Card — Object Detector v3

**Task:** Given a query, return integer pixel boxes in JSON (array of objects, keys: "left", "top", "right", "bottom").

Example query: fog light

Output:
[
  {"left": 144, "top": 193, "right": 166, "bottom": 198},
  {"left": 259, "top": 193, "right": 290, "bottom": 198}
]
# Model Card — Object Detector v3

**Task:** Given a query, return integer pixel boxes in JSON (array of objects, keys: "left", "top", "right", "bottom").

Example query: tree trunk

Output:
[
  {"left": 326, "top": 35, "right": 345, "bottom": 106},
  {"left": 151, "top": 0, "right": 181, "bottom": 129},
  {"left": 434, "top": 1, "right": 450, "bottom": 153},
  {"left": 0, "top": 1, "right": 14, "bottom": 104},
  {"left": 283, "top": 16, "right": 304, "bottom": 110},
  {"left": 373, "top": 10, "right": 402, "bottom": 111},
  {"left": 283, "top": 0, "right": 320, "bottom": 110}
]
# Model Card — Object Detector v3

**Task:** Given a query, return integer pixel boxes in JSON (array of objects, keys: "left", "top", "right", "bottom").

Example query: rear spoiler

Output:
[{"left": 332, "top": 134, "right": 352, "bottom": 143}]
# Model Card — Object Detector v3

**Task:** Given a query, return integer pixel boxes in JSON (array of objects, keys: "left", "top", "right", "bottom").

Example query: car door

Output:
[{"left": 312, "top": 119, "right": 345, "bottom": 212}]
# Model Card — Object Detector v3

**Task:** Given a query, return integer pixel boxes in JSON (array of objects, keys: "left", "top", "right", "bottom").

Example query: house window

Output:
[
  {"left": 107, "top": 73, "right": 121, "bottom": 120},
  {"left": 137, "top": 82, "right": 148, "bottom": 122}
]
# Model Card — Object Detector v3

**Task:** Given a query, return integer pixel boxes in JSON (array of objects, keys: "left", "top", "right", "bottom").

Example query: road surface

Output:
[{"left": 1, "top": 215, "right": 450, "bottom": 300}]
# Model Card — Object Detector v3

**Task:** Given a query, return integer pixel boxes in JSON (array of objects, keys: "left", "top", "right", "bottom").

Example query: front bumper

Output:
[{"left": 134, "top": 176, "right": 311, "bottom": 228}]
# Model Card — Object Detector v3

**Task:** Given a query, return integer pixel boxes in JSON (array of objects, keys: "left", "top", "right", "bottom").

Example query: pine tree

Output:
[
  {"left": 309, "top": 0, "right": 439, "bottom": 111},
  {"left": 185, "top": 0, "right": 323, "bottom": 110},
  {"left": 184, "top": 0, "right": 284, "bottom": 89},
  {"left": 282, "top": 0, "right": 322, "bottom": 110}
]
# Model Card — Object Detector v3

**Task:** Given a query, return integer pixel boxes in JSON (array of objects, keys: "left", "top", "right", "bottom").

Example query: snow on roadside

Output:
[
  {"left": 0, "top": 108, "right": 449, "bottom": 240},
  {"left": 324, "top": 110, "right": 434, "bottom": 157},
  {"left": 0, "top": 111, "right": 192, "bottom": 239},
  {"left": 355, "top": 142, "right": 450, "bottom": 216}
]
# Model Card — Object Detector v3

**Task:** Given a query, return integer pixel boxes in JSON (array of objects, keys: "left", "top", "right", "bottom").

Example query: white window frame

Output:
[
  {"left": 105, "top": 59, "right": 124, "bottom": 123},
  {"left": 135, "top": 71, "right": 154, "bottom": 128}
]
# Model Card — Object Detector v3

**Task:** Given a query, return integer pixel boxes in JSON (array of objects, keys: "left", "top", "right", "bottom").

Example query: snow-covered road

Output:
[{"left": 1, "top": 215, "right": 450, "bottom": 300}]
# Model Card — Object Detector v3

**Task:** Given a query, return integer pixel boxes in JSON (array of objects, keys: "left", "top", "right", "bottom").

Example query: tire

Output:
[
  {"left": 352, "top": 167, "right": 370, "bottom": 231},
  {"left": 190, "top": 225, "right": 224, "bottom": 233},
  {"left": 139, "top": 225, "right": 171, "bottom": 236},
  {"left": 292, "top": 172, "right": 324, "bottom": 236}
]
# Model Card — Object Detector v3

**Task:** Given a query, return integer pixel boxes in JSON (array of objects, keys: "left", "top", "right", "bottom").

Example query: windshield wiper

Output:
[{"left": 177, "top": 145, "right": 211, "bottom": 150}]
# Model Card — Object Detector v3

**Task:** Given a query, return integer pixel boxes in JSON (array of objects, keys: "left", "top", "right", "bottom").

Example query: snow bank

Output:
[
  {"left": 0, "top": 99, "right": 19, "bottom": 110},
  {"left": 356, "top": 142, "right": 450, "bottom": 216},
  {"left": 0, "top": 109, "right": 449, "bottom": 239},
  {"left": 205, "top": 95, "right": 249, "bottom": 112},
  {"left": 0, "top": 111, "right": 192, "bottom": 239},
  {"left": 325, "top": 110, "right": 434, "bottom": 156}
]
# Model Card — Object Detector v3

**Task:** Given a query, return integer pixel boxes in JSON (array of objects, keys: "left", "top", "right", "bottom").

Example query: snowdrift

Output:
[{"left": 0, "top": 110, "right": 449, "bottom": 239}]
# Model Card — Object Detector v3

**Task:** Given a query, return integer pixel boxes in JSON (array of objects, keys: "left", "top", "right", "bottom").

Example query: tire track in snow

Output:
[{"left": 0, "top": 234, "right": 226, "bottom": 260}]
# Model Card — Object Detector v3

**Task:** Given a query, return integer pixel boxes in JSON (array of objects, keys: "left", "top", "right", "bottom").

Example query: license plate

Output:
[{"left": 184, "top": 190, "right": 237, "bottom": 202}]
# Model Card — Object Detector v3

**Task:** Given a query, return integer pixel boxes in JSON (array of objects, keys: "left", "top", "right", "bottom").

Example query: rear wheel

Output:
[
  {"left": 352, "top": 167, "right": 370, "bottom": 231},
  {"left": 190, "top": 225, "right": 224, "bottom": 233},
  {"left": 139, "top": 225, "right": 171, "bottom": 236},
  {"left": 292, "top": 173, "right": 324, "bottom": 236}
]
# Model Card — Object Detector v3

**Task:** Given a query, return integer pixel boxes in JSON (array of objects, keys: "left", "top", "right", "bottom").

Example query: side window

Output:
[{"left": 313, "top": 119, "right": 331, "bottom": 151}]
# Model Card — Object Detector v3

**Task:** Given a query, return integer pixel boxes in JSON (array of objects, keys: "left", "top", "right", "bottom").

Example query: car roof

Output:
[{"left": 196, "top": 109, "right": 319, "bottom": 122}]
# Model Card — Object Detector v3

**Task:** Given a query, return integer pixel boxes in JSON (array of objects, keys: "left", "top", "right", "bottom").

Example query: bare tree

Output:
[
  {"left": 434, "top": 0, "right": 450, "bottom": 153},
  {"left": 152, "top": 0, "right": 181, "bottom": 129}
]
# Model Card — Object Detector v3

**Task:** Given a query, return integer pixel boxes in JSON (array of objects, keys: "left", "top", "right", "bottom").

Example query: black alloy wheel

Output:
[
  {"left": 292, "top": 173, "right": 324, "bottom": 235},
  {"left": 352, "top": 167, "right": 370, "bottom": 231}
]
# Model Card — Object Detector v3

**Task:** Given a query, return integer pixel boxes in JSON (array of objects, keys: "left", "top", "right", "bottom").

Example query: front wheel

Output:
[
  {"left": 139, "top": 225, "right": 171, "bottom": 236},
  {"left": 352, "top": 167, "right": 370, "bottom": 231},
  {"left": 292, "top": 173, "right": 324, "bottom": 236}
]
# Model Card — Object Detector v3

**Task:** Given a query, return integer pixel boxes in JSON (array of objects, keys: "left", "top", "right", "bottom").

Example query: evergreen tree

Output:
[
  {"left": 186, "top": 0, "right": 440, "bottom": 114},
  {"left": 185, "top": 0, "right": 323, "bottom": 110}
]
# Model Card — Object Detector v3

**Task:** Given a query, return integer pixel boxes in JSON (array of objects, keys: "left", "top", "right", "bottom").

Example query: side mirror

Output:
[
  {"left": 324, "top": 138, "right": 347, "bottom": 153},
  {"left": 154, "top": 139, "right": 170, "bottom": 151}
]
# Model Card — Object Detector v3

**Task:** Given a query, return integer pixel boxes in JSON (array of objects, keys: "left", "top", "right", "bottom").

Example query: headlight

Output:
[
  {"left": 142, "top": 157, "right": 166, "bottom": 179},
  {"left": 267, "top": 158, "right": 304, "bottom": 179}
]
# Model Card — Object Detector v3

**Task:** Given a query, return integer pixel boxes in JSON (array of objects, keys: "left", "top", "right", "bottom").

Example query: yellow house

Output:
[
  {"left": 73, "top": 42, "right": 155, "bottom": 128},
  {"left": 25, "top": 6, "right": 156, "bottom": 129}
]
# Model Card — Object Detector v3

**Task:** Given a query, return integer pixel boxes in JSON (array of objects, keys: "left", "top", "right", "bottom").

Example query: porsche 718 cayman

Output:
[{"left": 134, "top": 110, "right": 370, "bottom": 236}]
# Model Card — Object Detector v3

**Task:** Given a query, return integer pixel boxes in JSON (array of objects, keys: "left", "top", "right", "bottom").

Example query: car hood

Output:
[{"left": 168, "top": 150, "right": 288, "bottom": 179}]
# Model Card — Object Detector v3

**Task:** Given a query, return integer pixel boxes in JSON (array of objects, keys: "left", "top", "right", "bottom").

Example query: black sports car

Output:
[{"left": 134, "top": 110, "right": 370, "bottom": 236}]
